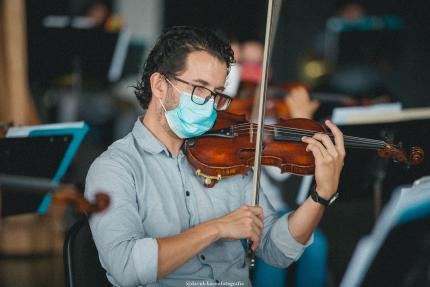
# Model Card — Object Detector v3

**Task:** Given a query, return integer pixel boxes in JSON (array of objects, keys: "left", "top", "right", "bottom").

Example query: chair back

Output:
[{"left": 63, "top": 218, "right": 112, "bottom": 287}]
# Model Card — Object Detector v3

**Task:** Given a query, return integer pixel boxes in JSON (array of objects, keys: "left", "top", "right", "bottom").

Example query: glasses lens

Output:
[
  {"left": 192, "top": 86, "right": 211, "bottom": 100},
  {"left": 189, "top": 84, "right": 231, "bottom": 110},
  {"left": 191, "top": 94, "right": 206, "bottom": 105},
  {"left": 214, "top": 94, "right": 231, "bottom": 111},
  {"left": 191, "top": 86, "right": 212, "bottom": 105}
]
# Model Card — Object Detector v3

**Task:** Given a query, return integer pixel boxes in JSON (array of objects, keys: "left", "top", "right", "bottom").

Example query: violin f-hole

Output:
[
  {"left": 238, "top": 144, "right": 266, "bottom": 159},
  {"left": 239, "top": 148, "right": 255, "bottom": 159}
]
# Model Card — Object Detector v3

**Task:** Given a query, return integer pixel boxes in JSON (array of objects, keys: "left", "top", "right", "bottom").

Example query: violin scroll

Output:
[
  {"left": 53, "top": 185, "right": 110, "bottom": 214},
  {"left": 409, "top": 146, "right": 425, "bottom": 165},
  {"left": 0, "top": 122, "right": 13, "bottom": 138},
  {"left": 377, "top": 145, "right": 424, "bottom": 167}
]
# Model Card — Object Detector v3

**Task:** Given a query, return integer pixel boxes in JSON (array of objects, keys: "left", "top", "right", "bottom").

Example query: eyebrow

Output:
[{"left": 192, "top": 78, "right": 225, "bottom": 92}]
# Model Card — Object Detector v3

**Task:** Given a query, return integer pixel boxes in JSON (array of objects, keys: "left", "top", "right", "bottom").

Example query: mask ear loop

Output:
[
  {"left": 158, "top": 76, "right": 176, "bottom": 113},
  {"left": 160, "top": 76, "right": 182, "bottom": 112},
  {"left": 165, "top": 77, "right": 182, "bottom": 94},
  {"left": 159, "top": 98, "right": 167, "bottom": 112}
]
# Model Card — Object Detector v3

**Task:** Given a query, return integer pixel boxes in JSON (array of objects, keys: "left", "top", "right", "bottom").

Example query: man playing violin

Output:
[{"left": 85, "top": 26, "right": 345, "bottom": 287}]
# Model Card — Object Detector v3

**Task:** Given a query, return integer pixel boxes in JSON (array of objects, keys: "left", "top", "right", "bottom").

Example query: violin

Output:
[
  {"left": 185, "top": 111, "right": 424, "bottom": 187},
  {"left": 0, "top": 122, "right": 13, "bottom": 138},
  {"left": 227, "top": 87, "right": 290, "bottom": 119},
  {"left": 53, "top": 184, "right": 110, "bottom": 214},
  {"left": 226, "top": 81, "right": 390, "bottom": 120}
]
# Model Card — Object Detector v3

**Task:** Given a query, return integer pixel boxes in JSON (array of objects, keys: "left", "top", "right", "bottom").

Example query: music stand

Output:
[
  {"left": 324, "top": 15, "right": 405, "bottom": 66},
  {"left": 1, "top": 122, "right": 88, "bottom": 215},
  {"left": 28, "top": 15, "right": 131, "bottom": 85},
  {"left": 0, "top": 175, "right": 58, "bottom": 217}
]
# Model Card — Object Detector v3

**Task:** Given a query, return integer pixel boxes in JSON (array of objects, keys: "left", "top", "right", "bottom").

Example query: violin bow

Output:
[{"left": 249, "top": 0, "right": 282, "bottom": 270}]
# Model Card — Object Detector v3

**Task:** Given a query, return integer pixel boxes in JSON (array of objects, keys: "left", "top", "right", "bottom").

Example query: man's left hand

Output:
[{"left": 301, "top": 120, "right": 345, "bottom": 200}]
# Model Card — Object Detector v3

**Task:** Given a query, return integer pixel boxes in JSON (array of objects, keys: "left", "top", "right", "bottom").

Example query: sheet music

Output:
[
  {"left": 6, "top": 121, "right": 85, "bottom": 137},
  {"left": 333, "top": 105, "right": 430, "bottom": 125},
  {"left": 332, "top": 102, "right": 402, "bottom": 125}
]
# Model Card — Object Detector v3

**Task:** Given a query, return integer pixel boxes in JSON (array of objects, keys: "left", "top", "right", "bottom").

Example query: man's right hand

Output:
[{"left": 213, "top": 205, "right": 264, "bottom": 251}]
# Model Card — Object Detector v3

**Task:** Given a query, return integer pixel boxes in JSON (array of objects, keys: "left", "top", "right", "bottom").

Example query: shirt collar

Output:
[{"left": 132, "top": 117, "right": 173, "bottom": 156}]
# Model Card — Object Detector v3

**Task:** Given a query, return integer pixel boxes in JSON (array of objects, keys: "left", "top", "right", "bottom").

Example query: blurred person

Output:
[
  {"left": 285, "top": 85, "right": 320, "bottom": 119},
  {"left": 223, "top": 39, "right": 241, "bottom": 97},
  {"left": 255, "top": 85, "right": 326, "bottom": 287},
  {"left": 310, "top": 1, "right": 395, "bottom": 110},
  {"left": 337, "top": 1, "right": 367, "bottom": 21},
  {"left": 239, "top": 41, "right": 265, "bottom": 84},
  {"left": 226, "top": 39, "right": 320, "bottom": 123},
  {"left": 231, "top": 40, "right": 327, "bottom": 287}
]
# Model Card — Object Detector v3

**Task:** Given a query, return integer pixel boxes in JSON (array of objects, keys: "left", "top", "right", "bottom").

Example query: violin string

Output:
[
  {"left": 228, "top": 124, "right": 386, "bottom": 148},
  {"left": 232, "top": 131, "right": 386, "bottom": 149},
  {"left": 225, "top": 123, "right": 386, "bottom": 148},
  {"left": 231, "top": 122, "right": 384, "bottom": 143},
  {"left": 239, "top": 130, "right": 386, "bottom": 148},
  {"left": 230, "top": 123, "right": 386, "bottom": 145},
  {"left": 234, "top": 129, "right": 385, "bottom": 146},
  {"left": 229, "top": 130, "right": 386, "bottom": 149},
  {"left": 232, "top": 126, "right": 383, "bottom": 144}
]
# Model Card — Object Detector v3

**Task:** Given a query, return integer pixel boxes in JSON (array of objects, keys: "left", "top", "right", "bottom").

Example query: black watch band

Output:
[{"left": 310, "top": 186, "right": 339, "bottom": 207}]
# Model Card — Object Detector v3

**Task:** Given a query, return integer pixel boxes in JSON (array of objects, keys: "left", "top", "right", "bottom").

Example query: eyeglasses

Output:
[{"left": 167, "top": 76, "right": 232, "bottom": 111}]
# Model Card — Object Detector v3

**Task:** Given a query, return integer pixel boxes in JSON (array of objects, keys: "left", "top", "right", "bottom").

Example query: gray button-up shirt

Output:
[{"left": 85, "top": 118, "right": 312, "bottom": 287}]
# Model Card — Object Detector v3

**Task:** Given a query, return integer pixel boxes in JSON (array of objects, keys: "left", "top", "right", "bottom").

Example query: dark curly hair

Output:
[{"left": 134, "top": 26, "right": 235, "bottom": 109}]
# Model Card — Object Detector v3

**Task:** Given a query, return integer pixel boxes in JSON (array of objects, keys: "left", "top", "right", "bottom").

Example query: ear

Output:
[{"left": 150, "top": 72, "right": 167, "bottom": 100}]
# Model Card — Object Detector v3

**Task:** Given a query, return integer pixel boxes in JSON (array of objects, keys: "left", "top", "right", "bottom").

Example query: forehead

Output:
[{"left": 179, "top": 51, "right": 227, "bottom": 88}]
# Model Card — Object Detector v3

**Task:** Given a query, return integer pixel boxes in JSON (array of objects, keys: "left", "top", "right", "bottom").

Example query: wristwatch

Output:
[{"left": 310, "top": 186, "right": 339, "bottom": 207}]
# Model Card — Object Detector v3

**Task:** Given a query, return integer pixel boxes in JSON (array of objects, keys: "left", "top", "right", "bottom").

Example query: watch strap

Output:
[{"left": 310, "top": 186, "right": 339, "bottom": 207}]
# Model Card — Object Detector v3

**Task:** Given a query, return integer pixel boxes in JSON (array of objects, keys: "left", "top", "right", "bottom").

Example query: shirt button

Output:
[
  {"left": 186, "top": 190, "right": 190, "bottom": 196},
  {"left": 200, "top": 254, "right": 205, "bottom": 260}
]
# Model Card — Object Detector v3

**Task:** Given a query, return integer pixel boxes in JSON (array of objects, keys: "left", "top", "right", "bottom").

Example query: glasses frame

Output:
[{"left": 169, "top": 76, "right": 232, "bottom": 111}]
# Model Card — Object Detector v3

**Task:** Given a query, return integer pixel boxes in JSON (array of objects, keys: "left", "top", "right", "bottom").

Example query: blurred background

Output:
[{"left": 0, "top": 0, "right": 429, "bottom": 286}]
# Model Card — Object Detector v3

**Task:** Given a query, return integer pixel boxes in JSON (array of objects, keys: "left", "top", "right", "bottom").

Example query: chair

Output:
[{"left": 63, "top": 218, "right": 112, "bottom": 287}]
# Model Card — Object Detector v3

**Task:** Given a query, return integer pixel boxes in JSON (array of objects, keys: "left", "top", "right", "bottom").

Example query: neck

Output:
[{"left": 142, "top": 102, "right": 184, "bottom": 157}]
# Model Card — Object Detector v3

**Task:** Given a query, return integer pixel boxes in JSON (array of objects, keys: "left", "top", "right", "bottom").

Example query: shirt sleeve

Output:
[
  {"left": 85, "top": 154, "right": 158, "bottom": 286},
  {"left": 242, "top": 172, "right": 313, "bottom": 268},
  {"left": 259, "top": 211, "right": 313, "bottom": 268}
]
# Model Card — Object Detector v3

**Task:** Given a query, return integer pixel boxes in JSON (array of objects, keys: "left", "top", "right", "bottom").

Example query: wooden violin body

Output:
[
  {"left": 226, "top": 81, "right": 291, "bottom": 119},
  {"left": 227, "top": 95, "right": 290, "bottom": 119},
  {"left": 186, "top": 112, "right": 320, "bottom": 186},
  {"left": 226, "top": 81, "right": 389, "bottom": 120},
  {"left": 185, "top": 111, "right": 424, "bottom": 187},
  {"left": 0, "top": 122, "right": 12, "bottom": 138}
]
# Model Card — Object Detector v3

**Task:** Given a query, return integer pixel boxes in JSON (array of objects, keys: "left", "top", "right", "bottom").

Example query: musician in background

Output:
[
  {"left": 307, "top": 1, "right": 396, "bottom": 121},
  {"left": 225, "top": 39, "right": 320, "bottom": 121},
  {"left": 85, "top": 26, "right": 345, "bottom": 286},
  {"left": 225, "top": 40, "right": 328, "bottom": 287}
]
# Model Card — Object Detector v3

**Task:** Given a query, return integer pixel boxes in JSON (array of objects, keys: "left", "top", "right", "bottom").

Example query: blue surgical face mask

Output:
[{"left": 159, "top": 80, "right": 217, "bottom": 139}]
